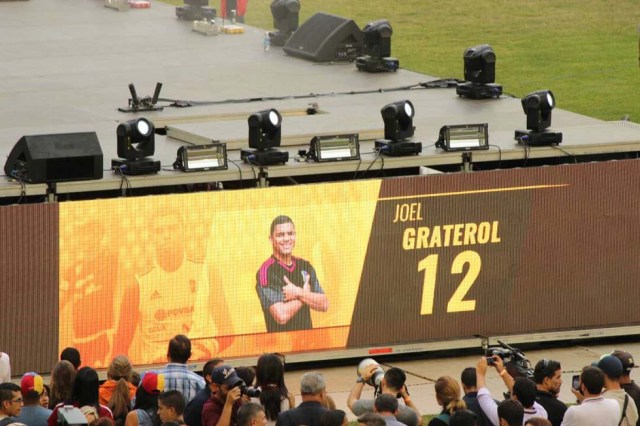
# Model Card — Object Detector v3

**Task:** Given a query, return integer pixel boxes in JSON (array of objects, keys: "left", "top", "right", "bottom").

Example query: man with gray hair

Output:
[
  {"left": 237, "top": 402, "right": 267, "bottom": 426},
  {"left": 276, "top": 372, "right": 329, "bottom": 426}
]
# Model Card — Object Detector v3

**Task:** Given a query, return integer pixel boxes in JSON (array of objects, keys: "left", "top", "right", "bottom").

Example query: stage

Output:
[{"left": 0, "top": 0, "right": 639, "bottom": 198}]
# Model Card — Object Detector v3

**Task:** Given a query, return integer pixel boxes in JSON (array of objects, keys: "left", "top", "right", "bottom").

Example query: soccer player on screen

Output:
[
  {"left": 113, "top": 209, "right": 222, "bottom": 365},
  {"left": 256, "top": 215, "right": 329, "bottom": 332}
]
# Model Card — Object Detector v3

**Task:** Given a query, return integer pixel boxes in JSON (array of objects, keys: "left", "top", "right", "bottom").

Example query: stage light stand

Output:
[{"left": 118, "top": 83, "right": 164, "bottom": 113}]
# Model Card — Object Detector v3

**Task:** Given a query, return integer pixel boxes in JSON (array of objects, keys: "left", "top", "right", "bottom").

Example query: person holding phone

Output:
[{"left": 533, "top": 359, "right": 567, "bottom": 426}]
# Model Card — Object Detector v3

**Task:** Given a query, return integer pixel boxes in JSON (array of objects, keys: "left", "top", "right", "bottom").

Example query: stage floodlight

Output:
[
  {"left": 456, "top": 44, "right": 503, "bottom": 99},
  {"left": 112, "top": 118, "right": 160, "bottom": 175},
  {"left": 374, "top": 100, "right": 422, "bottom": 156},
  {"left": 241, "top": 108, "right": 289, "bottom": 166},
  {"left": 269, "top": 0, "right": 300, "bottom": 46},
  {"left": 173, "top": 143, "right": 228, "bottom": 172},
  {"left": 117, "top": 118, "right": 154, "bottom": 160},
  {"left": 309, "top": 134, "right": 360, "bottom": 162},
  {"left": 514, "top": 89, "right": 563, "bottom": 146},
  {"left": 436, "top": 123, "right": 489, "bottom": 152},
  {"left": 382, "top": 100, "right": 415, "bottom": 141},
  {"left": 356, "top": 19, "right": 399, "bottom": 72}
]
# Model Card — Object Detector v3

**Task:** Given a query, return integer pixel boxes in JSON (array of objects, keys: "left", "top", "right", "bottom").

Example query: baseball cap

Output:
[
  {"left": 211, "top": 365, "right": 243, "bottom": 388},
  {"left": 140, "top": 371, "right": 165, "bottom": 394},
  {"left": 612, "top": 350, "right": 635, "bottom": 374},
  {"left": 597, "top": 355, "right": 623, "bottom": 379},
  {"left": 21, "top": 372, "right": 44, "bottom": 396}
]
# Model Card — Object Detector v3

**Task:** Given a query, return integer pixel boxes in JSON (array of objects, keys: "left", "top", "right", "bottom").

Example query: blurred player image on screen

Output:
[
  {"left": 113, "top": 208, "right": 221, "bottom": 365},
  {"left": 256, "top": 215, "right": 329, "bottom": 333}
]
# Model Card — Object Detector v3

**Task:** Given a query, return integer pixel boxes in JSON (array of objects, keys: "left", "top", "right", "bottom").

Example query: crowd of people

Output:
[{"left": 1, "top": 336, "right": 640, "bottom": 426}]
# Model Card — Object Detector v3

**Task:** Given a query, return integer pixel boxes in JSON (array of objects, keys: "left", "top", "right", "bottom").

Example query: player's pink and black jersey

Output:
[{"left": 256, "top": 255, "right": 324, "bottom": 332}]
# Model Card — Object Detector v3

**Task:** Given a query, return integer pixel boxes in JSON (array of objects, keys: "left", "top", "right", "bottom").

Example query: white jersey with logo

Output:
[{"left": 134, "top": 257, "right": 215, "bottom": 364}]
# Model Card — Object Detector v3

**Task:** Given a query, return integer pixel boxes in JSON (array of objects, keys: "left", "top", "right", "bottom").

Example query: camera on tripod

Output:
[{"left": 357, "top": 358, "right": 385, "bottom": 387}]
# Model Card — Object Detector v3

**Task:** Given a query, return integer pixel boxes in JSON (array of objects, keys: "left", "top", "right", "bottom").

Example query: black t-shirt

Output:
[
  {"left": 535, "top": 390, "right": 567, "bottom": 426},
  {"left": 256, "top": 256, "right": 324, "bottom": 332}
]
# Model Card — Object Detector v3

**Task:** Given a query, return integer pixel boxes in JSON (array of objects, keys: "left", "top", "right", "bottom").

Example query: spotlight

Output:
[
  {"left": 309, "top": 134, "right": 360, "bottom": 162},
  {"left": 268, "top": 0, "right": 300, "bottom": 46},
  {"left": 355, "top": 20, "right": 399, "bottom": 73},
  {"left": 176, "top": 0, "right": 216, "bottom": 21},
  {"left": 374, "top": 100, "right": 422, "bottom": 156},
  {"left": 111, "top": 118, "right": 161, "bottom": 175},
  {"left": 456, "top": 44, "right": 503, "bottom": 99},
  {"left": 173, "top": 143, "right": 228, "bottom": 172},
  {"left": 514, "top": 89, "right": 563, "bottom": 146},
  {"left": 240, "top": 109, "right": 289, "bottom": 166},
  {"left": 435, "top": 123, "right": 489, "bottom": 152}
]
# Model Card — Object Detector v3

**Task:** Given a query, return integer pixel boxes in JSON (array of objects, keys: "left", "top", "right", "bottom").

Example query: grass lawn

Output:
[{"left": 164, "top": 0, "right": 640, "bottom": 123}]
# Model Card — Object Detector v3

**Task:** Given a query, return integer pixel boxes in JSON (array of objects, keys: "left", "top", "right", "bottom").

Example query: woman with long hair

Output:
[
  {"left": 428, "top": 376, "right": 467, "bottom": 426},
  {"left": 49, "top": 367, "right": 114, "bottom": 426},
  {"left": 49, "top": 360, "right": 76, "bottom": 409},
  {"left": 254, "top": 353, "right": 295, "bottom": 425},
  {"left": 100, "top": 356, "right": 136, "bottom": 426},
  {"left": 124, "top": 372, "right": 164, "bottom": 426}
]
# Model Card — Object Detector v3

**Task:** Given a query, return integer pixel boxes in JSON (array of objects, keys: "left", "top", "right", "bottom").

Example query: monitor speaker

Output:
[
  {"left": 283, "top": 12, "right": 364, "bottom": 62},
  {"left": 4, "top": 132, "right": 103, "bottom": 183}
]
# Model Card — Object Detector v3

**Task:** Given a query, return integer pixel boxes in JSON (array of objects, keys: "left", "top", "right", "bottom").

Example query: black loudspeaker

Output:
[
  {"left": 4, "top": 132, "right": 103, "bottom": 183},
  {"left": 283, "top": 12, "right": 364, "bottom": 62}
]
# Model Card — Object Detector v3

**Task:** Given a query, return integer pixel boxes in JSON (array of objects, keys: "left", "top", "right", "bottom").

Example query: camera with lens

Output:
[
  {"left": 357, "top": 358, "right": 385, "bottom": 387},
  {"left": 484, "top": 339, "right": 533, "bottom": 379},
  {"left": 235, "top": 381, "right": 261, "bottom": 398}
]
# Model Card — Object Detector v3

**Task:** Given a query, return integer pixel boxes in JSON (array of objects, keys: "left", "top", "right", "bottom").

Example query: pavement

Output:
[{"left": 281, "top": 339, "right": 640, "bottom": 420}]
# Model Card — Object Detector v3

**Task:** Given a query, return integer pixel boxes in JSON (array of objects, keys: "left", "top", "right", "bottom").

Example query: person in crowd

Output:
[
  {"left": 320, "top": 410, "right": 347, "bottom": 426},
  {"left": 532, "top": 359, "right": 566, "bottom": 426},
  {"left": 157, "top": 391, "right": 186, "bottom": 425},
  {"left": 124, "top": 371, "right": 164, "bottom": 426},
  {"left": 598, "top": 355, "right": 639, "bottom": 426},
  {"left": 357, "top": 413, "right": 386, "bottom": 426},
  {"left": 611, "top": 350, "right": 640, "bottom": 426},
  {"left": 49, "top": 367, "right": 113, "bottom": 426},
  {"left": 562, "top": 366, "right": 620, "bottom": 426},
  {"left": 373, "top": 394, "right": 405, "bottom": 426},
  {"left": 100, "top": 356, "right": 136, "bottom": 426},
  {"left": 0, "top": 354, "right": 10, "bottom": 384},
  {"left": 524, "top": 418, "right": 551, "bottom": 426},
  {"left": 60, "top": 348, "right": 81, "bottom": 371},
  {"left": 348, "top": 365, "right": 421, "bottom": 426},
  {"left": 476, "top": 356, "right": 548, "bottom": 425},
  {"left": 253, "top": 354, "right": 294, "bottom": 425},
  {"left": 202, "top": 366, "right": 244, "bottom": 426},
  {"left": 450, "top": 410, "right": 478, "bottom": 426},
  {"left": 160, "top": 335, "right": 206, "bottom": 403},
  {"left": 39, "top": 386, "right": 50, "bottom": 410},
  {"left": 237, "top": 403, "right": 267, "bottom": 426},
  {"left": 275, "top": 372, "right": 328, "bottom": 426},
  {"left": 184, "top": 359, "right": 224, "bottom": 426},
  {"left": 14, "top": 373, "right": 51, "bottom": 426},
  {"left": 48, "top": 361, "right": 76, "bottom": 409},
  {"left": 428, "top": 376, "right": 466, "bottom": 426},
  {"left": 0, "top": 383, "right": 23, "bottom": 426},
  {"left": 460, "top": 368, "right": 490, "bottom": 426},
  {"left": 497, "top": 400, "right": 524, "bottom": 426}
]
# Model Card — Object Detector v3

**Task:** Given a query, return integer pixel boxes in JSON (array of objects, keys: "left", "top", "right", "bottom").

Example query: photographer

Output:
[
  {"left": 347, "top": 364, "right": 421, "bottom": 426},
  {"left": 476, "top": 357, "right": 547, "bottom": 425},
  {"left": 202, "top": 366, "right": 246, "bottom": 426}
]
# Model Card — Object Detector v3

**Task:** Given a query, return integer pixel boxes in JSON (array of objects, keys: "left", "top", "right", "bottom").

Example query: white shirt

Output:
[
  {"left": 560, "top": 395, "right": 620, "bottom": 426},
  {"left": 0, "top": 353, "right": 10, "bottom": 383},
  {"left": 477, "top": 386, "right": 548, "bottom": 426},
  {"left": 603, "top": 389, "right": 639, "bottom": 426}
]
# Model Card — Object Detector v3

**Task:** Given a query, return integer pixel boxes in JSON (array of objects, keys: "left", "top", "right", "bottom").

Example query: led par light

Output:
[
  {"left": 309, "top": 134, "right": 360, "bottom": 162},
  {"left": 456, "top": 44, "right": 502, "bottom": 99},
  {"left": 111, "top": 117, "right": 160, "bottom": 175},
  {"left": 355, "top": 19, "right": 399, "bottom": 73},
  {"left": 241, "top": 108, "right": 289, "bottom": 166},
  {"left": 374, "top": 100, "right": 422, "bottom": 156},
  {"left": 173, "top": 143, "right": 228, "bottom": 172},
  {"left": 436, "top": 123, "right": 489, "bottom": 152}
]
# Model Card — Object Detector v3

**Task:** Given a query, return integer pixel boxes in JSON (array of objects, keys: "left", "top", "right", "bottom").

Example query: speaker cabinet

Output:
[
  {"left": 283, "top": 12, "right": 364, "bottom": 62},
  {"left": 4, "top": 132, "right": 103, "bottom": 183}
]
